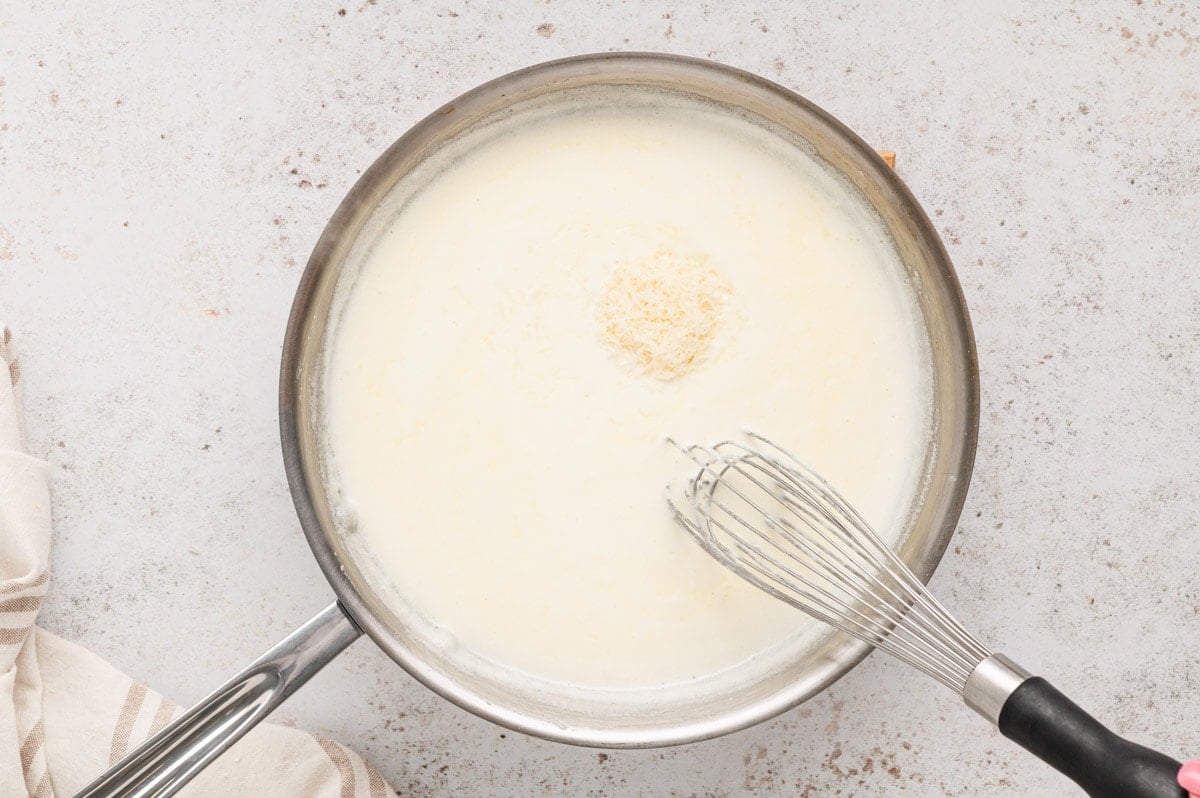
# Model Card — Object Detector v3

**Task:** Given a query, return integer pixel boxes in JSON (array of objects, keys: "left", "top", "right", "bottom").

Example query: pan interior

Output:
[{"left": 285, "top": 56, "right": 975, "bottom": 748}]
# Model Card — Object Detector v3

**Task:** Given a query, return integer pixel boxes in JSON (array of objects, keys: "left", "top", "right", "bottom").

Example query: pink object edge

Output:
[{"left": 1178, "top": 759, "right": 1200, "bottom": 792}]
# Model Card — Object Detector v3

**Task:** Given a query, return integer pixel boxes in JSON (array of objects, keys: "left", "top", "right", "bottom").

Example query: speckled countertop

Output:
[{"left": 2, "top": 2, "right": 1198, "bottom": 795}]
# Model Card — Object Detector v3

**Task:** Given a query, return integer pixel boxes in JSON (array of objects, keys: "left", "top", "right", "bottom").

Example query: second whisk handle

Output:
[{"left": 997, "top": 676, "right": 1185, "bottom": 798}]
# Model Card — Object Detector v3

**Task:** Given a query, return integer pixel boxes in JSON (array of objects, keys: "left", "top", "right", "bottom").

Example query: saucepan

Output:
[{"left": 78, "top": 52, "right": 978, "bottom": 797}]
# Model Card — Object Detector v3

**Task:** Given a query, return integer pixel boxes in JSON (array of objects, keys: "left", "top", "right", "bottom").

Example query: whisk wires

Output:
[{"left": 667, "top": 432, "right": 991, "bottom": 694}]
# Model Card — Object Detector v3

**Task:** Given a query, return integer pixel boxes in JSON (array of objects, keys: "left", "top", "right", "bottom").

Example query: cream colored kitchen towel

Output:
[{"left": 0, "top": 327, "right": 396, "bottom": 797}]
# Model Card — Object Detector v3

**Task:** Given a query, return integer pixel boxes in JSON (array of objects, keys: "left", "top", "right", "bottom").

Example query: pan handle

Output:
[{"left": 74, "top": 602, "right": 363, "bottom": 798}]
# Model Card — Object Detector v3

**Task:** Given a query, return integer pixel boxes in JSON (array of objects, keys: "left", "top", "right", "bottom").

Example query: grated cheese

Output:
[{"left": 595, "top": 249, "right": 732, "bottom": 380}]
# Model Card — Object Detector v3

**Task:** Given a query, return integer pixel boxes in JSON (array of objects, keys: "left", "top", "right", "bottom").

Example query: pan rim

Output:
[{"left": 278, "top": 51, "right": 980, "bottom": 749}]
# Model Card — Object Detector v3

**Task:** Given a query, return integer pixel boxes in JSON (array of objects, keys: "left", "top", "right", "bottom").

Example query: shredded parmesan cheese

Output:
[{"left": 595, "top": 249, "right": 732, "bottom": 380}]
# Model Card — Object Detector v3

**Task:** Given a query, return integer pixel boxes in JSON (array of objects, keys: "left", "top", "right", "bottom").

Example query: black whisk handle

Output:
[{"left": 998, "top": 677, "right": 1185, "bottom": 797}]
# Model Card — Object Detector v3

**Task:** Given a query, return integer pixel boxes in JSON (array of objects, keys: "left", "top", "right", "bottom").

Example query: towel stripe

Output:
[
  {"left": 1, "top": 327, "right": 17, "bottom": 387},
  {"left": 110, "top": 682, "right": 149, "bottom": 765},
  {"left": 366, "top": 762, "right": 387, "bottom": 798},
  {"left": 0, "top": 595, "right": 42, "bottom": 613},
  {"left": 19, "top": 719, "right": 43, "bottom": 770},
  {"left": 147, "top": 695, "right": 177, "bottom": 738},
  {"left": 316, "top": 738, "right": 357, "bottom": 798},
  {"left": 32, "top": 770, "right": 52, "bottom": 798},
  {"left": 0, "top": 571, "right": 48, "bottom": 594},
  {"left": 0, "top": 627, "right": 31, "bottom": 646}
]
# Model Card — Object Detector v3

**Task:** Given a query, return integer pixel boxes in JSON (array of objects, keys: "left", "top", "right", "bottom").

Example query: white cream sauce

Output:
[{"left": 325, "top": 99, "right": 931, "bottom": 689}]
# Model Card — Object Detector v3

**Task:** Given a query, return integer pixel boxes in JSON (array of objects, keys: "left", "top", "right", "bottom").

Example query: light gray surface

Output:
[{"left": 2, "top": 1, "right": 1197, "bottom": 795}]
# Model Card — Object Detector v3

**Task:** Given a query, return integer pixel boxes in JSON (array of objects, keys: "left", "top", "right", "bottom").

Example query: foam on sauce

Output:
[{"left": 324, "top": 97, "right": 932, "bottom": 690}]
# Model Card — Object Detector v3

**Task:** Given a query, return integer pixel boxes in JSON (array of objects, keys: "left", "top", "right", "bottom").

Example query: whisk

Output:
[{"left": 668, "top": 432, "right": 1186, "bottom": 798}]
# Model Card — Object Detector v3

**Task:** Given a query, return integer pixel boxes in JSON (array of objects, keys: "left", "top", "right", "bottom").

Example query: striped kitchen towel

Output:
[{"left": 0, "top": 327, "right": 396, "bottom": 797}]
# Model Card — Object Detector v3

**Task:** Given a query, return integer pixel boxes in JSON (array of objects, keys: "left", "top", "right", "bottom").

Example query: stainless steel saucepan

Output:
[{"left": 77, "top": 52, "right": 979, "bottom": 797}]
